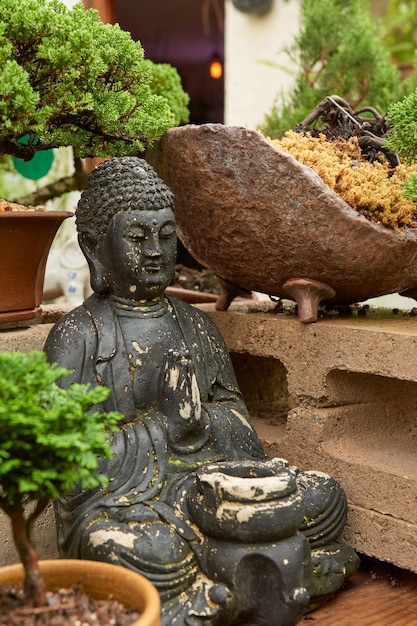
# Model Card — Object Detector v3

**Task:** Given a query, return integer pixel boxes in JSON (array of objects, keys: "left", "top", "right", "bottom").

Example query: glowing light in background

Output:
[{"left": 210, "top": 57, "right": 223, "bottom": 79}]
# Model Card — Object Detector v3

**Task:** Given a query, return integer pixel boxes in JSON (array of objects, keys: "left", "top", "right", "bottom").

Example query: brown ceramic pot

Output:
[
  {"left": 0, "top": 559, "right": 160, "bottom": 626},
  {"left": 0, "top": 210, "right": 72, "bottom": 325},
  {"left": 149, "top": 124, "right": 417, "bottom": 322}
]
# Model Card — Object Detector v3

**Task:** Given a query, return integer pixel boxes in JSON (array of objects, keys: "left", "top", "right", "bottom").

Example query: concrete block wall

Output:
[
  {"left": 201, "top": 302, "right": 417, "bottom": 574},
  {"left": 1, "top": 302, "right": 416, "bottom": 574}
]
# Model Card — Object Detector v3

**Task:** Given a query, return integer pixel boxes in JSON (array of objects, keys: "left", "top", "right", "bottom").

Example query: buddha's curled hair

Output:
[{"left": 76, "top": 157, "right": 175, "bottom": 239}]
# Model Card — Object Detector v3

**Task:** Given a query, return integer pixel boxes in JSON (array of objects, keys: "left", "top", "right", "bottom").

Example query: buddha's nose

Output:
[{"left": 144, "top": 233, "right": 162, "bottom": 256}]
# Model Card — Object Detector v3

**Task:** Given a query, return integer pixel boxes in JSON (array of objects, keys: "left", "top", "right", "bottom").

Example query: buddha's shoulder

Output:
[
  {"left": 169, "top": 296, "right": 222, "bottom": 336},
  {"left": 48, "top": 302, "right": 97, "bottom": 337}
]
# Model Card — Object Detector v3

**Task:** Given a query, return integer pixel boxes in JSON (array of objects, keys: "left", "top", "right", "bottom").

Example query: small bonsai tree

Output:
[
  {"left": 0, "top": 0, "right": 189, "bottom": 204},
  {"left": 0, "top": 350, "right": 122, "bottom": 608}
]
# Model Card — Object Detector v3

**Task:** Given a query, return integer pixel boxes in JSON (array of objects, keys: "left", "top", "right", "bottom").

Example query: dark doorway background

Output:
[{"left": 114, "top": 0, "right": 225, "bottom": 124}]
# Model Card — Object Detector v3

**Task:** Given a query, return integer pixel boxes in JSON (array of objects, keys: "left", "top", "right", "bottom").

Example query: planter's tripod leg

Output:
[
  {"left": 216, "top": 277, "right": 252, "bottom": 311},
  {"left": 283, "top": 278, "right": 336, "bottom": 323}
]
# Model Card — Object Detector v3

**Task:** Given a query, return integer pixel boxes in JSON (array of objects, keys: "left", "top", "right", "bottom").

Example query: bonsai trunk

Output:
[{"left": 8, "top": 498, "right": 49, "bottom": 607}]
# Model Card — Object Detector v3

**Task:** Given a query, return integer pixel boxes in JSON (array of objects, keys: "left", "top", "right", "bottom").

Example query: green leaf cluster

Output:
[
  {"left": 386, "top": 90, "right": 417, "bottom": 164},
  {"left": 0, "top": 351, "right": 121, "bottom": 511},
  {"left": 261, "top": 0, "right": 405, "bottom": 138},
  {"left": 145, "top": 60, "right": 190, "bottom": 128},
  {"left": 0, "top": 0, "right": 189, "bottom": 160},
  {"left": 402, "top": 174, "right": 417, "bottom": 202}
]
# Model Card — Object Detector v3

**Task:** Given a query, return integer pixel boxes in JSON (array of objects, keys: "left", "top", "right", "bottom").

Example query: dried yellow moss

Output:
[{"left": 269, "top": 131, "right": 417, "bottom": 229}]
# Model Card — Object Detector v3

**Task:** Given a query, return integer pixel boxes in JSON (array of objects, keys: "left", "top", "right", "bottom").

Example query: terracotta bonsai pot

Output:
[
  {"left": 149, "top": 124, "right": 417, "bottom": 322},
  {"left": 0, "top": 559, "right": 160, "bottom": 626},
  {"left": 0, "top": 210, "right": 72, "bottom": 325}
]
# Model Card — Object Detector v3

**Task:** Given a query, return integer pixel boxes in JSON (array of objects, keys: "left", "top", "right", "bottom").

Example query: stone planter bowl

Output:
[{"left": 149, "top": 124, "right": 417, "bottom": 322}]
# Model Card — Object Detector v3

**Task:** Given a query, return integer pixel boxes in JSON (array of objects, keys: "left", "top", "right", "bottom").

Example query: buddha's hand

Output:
[{"left": 160, "top": 348, "right": 205, "bottom": 450}]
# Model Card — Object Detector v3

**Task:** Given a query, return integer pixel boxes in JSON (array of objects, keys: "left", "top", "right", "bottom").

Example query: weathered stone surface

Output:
[
  {"left": 0, "top": 322, "right": 50, "bottom": 352},
  {"left": 201, "top": 302, "right": 417, "bottom": 574},
  {"left": 148, "top": 124, "right": 417, "bottom": 319},
  {"left": 0, "top": 504, "right": 57, "bottom": 566}
]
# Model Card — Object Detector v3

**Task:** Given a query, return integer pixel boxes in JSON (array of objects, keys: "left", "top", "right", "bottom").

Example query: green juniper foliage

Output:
[
  {"left": 0, "top": 350, "right": 121, "bottom": 606},
  {"left": 402, "top": 174, "right": 417, "bottom": 202},
  {"left": 145, "top": 60, "right": 190, "bottom": 128},
  {"left": 261, "top": 0, "right": 404, "bottom": 137},
  {"left": 386, "top": 90, "right": 417, "bottom": 164},
  {"left": 0, "top": 0, "right": 189, "bottom": 161},
  {"left": 0, "top": 351, "right": 120, "bottom": 508},
  {"left": 385, "top": 90, "right": 417, "bottom": 202}
]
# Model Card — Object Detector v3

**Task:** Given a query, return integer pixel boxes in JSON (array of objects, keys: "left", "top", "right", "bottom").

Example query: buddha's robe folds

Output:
[{"left": 45, "top": 294, "right": 266, "bottom": 600}]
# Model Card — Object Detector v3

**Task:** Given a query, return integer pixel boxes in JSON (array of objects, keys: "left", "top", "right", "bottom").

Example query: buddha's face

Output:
[{"left": 96, "top": 208, "right": 177, "bottom": 301}]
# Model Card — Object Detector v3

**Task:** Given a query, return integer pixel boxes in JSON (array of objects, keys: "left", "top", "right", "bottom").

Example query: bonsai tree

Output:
[
  {"left": 0, "top": 350, "right": 122, "bottom": 608},
  {"left": 261, "top": 0, "right": 406, "bottom": 138},
  {"left": 0, "top": 0, "right": 189, "bottom": 204},
  {"left": 256, "top": 0, "right": 417, "bottom": 230}
]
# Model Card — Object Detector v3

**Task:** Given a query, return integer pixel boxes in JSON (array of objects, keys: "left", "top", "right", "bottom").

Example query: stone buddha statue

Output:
[{"left": 44, "top": 157, "right": 358, "bottom": 626}]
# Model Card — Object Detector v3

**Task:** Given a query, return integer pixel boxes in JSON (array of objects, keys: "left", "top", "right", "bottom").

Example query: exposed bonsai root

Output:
[
  {"left": 297, "top": 95, "right": 400, "bottom": 169},
  {"left": 298, "top": 96, "right": 387, "bottom": 143}
]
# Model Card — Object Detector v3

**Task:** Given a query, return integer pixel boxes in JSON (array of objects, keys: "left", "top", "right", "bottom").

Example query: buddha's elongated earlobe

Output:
[{"left": 78, "top": 230, "right": 109, "bottom": 295}]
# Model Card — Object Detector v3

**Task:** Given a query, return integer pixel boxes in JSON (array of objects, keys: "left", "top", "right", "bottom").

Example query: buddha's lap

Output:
[{"left": 80, "top": 517, "right": 193, "bottom": 567}]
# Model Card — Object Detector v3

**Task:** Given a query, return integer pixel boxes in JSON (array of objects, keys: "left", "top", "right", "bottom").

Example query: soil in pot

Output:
[
  {"left": 0, "top": 583, "right": 141, "bottom": 626},
  {"left": 172, "top": 263, "right": 221, "bottom": 295},
  {"left": 0, "top": 561, "right": 159, "bottom": 626}
]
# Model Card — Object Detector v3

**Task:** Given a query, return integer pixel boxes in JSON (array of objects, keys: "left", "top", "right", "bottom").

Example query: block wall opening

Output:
[
  {"left": 230, "top": 353, "right": 296, "bottom": 445},
  {"left": 324, "top": 369, "right": 417, "bottom": 477}
]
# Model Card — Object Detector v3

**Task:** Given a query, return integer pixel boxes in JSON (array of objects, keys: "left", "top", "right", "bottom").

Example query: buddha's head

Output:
[{"left": 77, "top": 157, "right": 177, "bottom": 301}]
